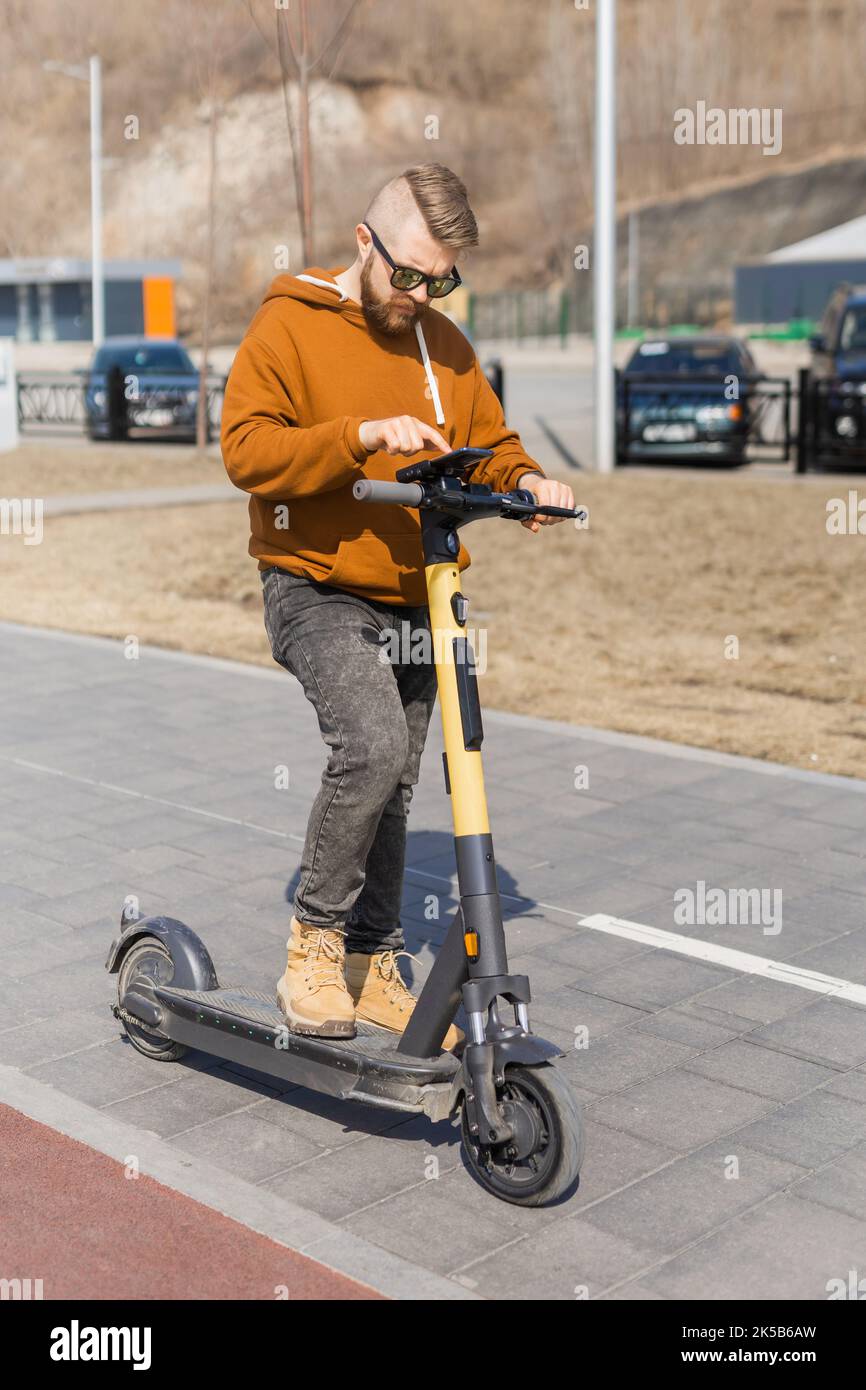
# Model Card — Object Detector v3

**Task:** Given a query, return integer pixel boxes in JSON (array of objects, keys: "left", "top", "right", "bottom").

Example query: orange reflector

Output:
[
  {"left": 728, "top": 403, "right": 743, "bottom": 420},
  {"left": 464, "top": 932, "right": 479, "bottom": 957}
]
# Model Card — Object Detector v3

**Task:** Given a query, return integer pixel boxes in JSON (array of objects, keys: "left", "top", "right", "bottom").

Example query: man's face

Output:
[{"left": 359, "top": 219, "right": 454, "bottom": 337}]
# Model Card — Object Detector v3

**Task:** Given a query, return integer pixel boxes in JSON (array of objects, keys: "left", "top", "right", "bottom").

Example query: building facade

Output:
[
  {"left": 0, "top": 258, "right": 181, "bottom": 342},
  {"left": 735, "top": 216, "right": 866, "bottom": 327}
]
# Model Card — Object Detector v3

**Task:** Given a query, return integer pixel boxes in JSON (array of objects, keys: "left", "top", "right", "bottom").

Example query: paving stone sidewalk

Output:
[
  {"left": 41, "top": 481, "right": 242, "bottom": 516},
  {"left": 1, "top": 620, "right": 866, "bottom": 1300}
]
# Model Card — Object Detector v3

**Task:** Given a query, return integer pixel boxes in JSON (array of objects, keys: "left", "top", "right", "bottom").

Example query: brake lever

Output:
[{"left": 500, "top": 489, "right": 588, "bottom": 522}]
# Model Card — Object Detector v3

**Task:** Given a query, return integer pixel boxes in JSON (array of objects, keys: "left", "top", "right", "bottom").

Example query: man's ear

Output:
[{"left": 355, "top": 223, "right": 373, "bottom": 257}]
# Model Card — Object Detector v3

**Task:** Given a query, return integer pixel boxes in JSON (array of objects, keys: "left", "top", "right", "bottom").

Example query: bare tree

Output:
[
  {"left": 196, "top": 96, "right": 219, "bottom": 450},
  {"left": 174, "top": 0, "right": 240, "bottom": 450},
  {"left": 248, "top": 0, "right": 363, "bottom": 266}
]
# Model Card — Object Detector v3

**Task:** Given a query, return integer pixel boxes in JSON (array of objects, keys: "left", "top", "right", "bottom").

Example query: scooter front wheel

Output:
[
  {"left": 116, "top": 936, "right": 187, "bottom": 1062},
  {"left": 460, "top": 1062, "right": 584, "bottom": 1206}
]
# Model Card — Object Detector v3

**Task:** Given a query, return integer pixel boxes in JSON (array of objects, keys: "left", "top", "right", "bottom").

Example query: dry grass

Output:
[
  {"left": 0, "top": 443, "right": 224, "bottom": 496},
  {"left": 3, "top": 463, "right": 865, "bottom": 779}
]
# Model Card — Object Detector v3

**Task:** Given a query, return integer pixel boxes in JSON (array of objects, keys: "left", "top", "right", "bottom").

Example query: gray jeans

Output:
[{"left": 261, "top": 566, "right": 438, "bottom": 953}]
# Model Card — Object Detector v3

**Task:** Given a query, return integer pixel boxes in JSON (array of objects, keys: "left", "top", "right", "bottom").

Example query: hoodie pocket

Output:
[{"left": 327, "top": 530, "right": 424, "bottom": 599}]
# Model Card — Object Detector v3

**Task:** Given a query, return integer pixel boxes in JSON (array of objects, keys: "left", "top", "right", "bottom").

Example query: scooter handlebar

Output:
[
  {"left": 353, "top": 478, "right": 425, "bottom": 507},
  {"left": 354, "top": 477, "right": 587, "bottom": 525}
]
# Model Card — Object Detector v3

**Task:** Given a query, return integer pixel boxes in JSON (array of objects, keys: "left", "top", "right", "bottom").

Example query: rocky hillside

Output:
[{"left": 2, "top": 0, "right": 865, "bottom": 337}]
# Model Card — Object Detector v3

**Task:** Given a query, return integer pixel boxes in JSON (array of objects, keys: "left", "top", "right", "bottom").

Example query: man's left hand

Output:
[{"left": 516, "top": 474, "right": 575, "bottom": 533}]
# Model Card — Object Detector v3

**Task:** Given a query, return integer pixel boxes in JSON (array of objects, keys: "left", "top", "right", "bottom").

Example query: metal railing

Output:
[
  {"left": 467, "top": 287, "right": 734, "bottom": 344},
  {"left": 17, "top": 373, "right": 89, "bottom": 430},
  {"left": 616, "top": 373, "right": 794, "bottom": 464},
  {"left": 16, "top": 371, "right": 227, "bottom": 437},
  {"left": 795, "top": 369, "right": 866, "bottom": 472},
  {"left": 17, "top": 363, "right": 866, "bottom": 473}
]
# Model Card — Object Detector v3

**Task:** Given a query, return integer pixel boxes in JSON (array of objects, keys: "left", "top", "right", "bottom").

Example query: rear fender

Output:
[{"left": 105, "top": 914, "right": 218, "bottom": 991}]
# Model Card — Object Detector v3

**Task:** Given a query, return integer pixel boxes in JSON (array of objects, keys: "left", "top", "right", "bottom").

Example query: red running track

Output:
[{"left": 0, "top": 1104, "right": 382, "bottom": 1301}]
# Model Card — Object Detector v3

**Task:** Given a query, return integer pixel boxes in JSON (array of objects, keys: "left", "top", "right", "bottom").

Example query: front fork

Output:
[{"left": 396, "top": 511, "right": 545, "bottom": 1143}]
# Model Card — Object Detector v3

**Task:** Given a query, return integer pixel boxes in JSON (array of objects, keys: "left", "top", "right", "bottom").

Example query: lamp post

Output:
[
  {"left": 593, "top": 1, "right": 616, "bottom": 472},
  {"left": 43, "top": 56, "right": 105, "bottom": 346}
]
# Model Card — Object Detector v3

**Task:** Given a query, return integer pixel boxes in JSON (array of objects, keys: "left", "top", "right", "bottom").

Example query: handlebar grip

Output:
[{"left": 353, "top": 479, "right": 424, "bottom": 506}]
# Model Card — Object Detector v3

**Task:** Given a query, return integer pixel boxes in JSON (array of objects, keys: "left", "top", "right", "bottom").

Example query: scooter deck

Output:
[{"left": 150, "top": 983, "right": 460, "bottom": 1114}]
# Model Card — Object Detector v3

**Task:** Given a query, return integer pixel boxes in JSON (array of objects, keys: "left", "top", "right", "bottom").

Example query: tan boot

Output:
[
  {"left": 276, "top": 917, "right": 356, "bottom": 1038},
  {"left": 345, "top": 949, "right": 464, "bottom": 1052}
]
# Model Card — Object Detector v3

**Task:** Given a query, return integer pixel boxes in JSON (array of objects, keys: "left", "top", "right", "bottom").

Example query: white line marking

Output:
[
  {"left": 579, "top": 913, "right": 866, "bottom": 1007},
  {"left": 7, "top": 755, "right": 866, "bottom": 1006},
  {"left": 10, "top": 757, "right": 301, "bottom": 841}
]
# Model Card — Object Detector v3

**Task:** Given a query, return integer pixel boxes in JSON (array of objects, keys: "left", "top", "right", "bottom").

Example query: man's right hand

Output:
[{"left": 358, "top": 416, "right": 450, "bottom": 457}]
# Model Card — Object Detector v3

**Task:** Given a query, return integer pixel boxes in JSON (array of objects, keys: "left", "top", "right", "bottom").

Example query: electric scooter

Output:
[{"left": 106, "top": 448, "right": 587, "bottom": 1206}]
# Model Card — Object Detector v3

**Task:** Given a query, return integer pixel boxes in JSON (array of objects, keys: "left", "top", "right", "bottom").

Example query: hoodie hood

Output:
[
  {"left": 263, "top": 265, "right": 353, "bottom": 310},
  {"left": 262, "top": 265, "right": 445, "bottom": 426}
]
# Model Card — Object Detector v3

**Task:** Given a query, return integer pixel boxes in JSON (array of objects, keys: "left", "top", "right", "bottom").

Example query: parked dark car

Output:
[
  {"left": 617, "top": 335, "right": 762, "bottom": 465},
  {"left": 84, "top": 338, "right": 203, "bottom": 441},
  {"left": 808, "top": 284, "right": 866, "bottom": 453}
]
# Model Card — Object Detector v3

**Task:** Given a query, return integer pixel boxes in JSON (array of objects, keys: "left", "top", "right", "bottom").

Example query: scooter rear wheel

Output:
[
  {"left": 116, "top": 936, "right": 187, "bottom": 1062},
  {"left": 460, "top": 1062, "right": 584, "bottom": 1206}
]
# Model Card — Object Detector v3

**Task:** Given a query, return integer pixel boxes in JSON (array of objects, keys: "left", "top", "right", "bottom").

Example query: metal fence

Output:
[
  {"left": 14, "top": 364, "right": 866, "bottom": 473},
  {"left": 795, "top": 369, "right": 866, "bottom": 473},
  {"left": 617, "top": 373, "right": 794, "bottom": 464},
  {"left": 617, "top": 368, "right": 866, "bottom": 471},
  {"left": 17, "top": 373, "right": 89, "bottom": 431},
  {"left": 16, "top": 371, "right": 227, "bottom": 437},
  {"left": 468, "top": 287, "right": 733, "bottom": 344},
  {"left": 469, "top": 291, "right": 588, "bottom": 345}
]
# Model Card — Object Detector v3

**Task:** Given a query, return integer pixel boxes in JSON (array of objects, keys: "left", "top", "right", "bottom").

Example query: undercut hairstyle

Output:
[{"left": 364, "top": 164, "right": 479, "bottom": 253}]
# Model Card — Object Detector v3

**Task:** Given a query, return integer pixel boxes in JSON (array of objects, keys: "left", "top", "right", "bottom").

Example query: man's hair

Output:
[{"left": 364, "top": 164, "right": 479, "bottom": 253}]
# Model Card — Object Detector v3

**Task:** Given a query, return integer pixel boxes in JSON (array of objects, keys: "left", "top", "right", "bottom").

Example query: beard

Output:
[{"left": 360, "top": 256, "right": 427, "bottom": 337}]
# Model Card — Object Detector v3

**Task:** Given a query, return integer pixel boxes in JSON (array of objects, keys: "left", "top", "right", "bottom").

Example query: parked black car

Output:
[
  {"left": 617, "top": 335, "right": 762, "bottom": 465},
  {"left": 84, "top": 338, "right": 203, "bottom": 441},
  {"left": 808, "top": 284, "right": 866, "bottom": 453}
]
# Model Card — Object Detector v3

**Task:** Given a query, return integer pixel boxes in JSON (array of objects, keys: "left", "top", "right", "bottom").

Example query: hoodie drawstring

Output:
[
  {"left": 295, "top": 272, "right": 349, "bottom": 303},
  {"left": 414, "top": 321, "right": 446, "bottom": 427}
]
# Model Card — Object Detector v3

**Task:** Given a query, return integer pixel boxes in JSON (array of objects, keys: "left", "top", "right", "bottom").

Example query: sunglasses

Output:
[{"left": 363, "top": 223, "right": 462, "bottom": 299}]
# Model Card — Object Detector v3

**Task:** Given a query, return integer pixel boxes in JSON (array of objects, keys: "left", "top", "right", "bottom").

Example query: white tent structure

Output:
[{"left": 764, "top": 215, "right": 866, "bottom": 264}]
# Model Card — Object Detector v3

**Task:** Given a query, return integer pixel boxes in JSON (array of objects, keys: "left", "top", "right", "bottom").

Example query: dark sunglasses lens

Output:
[
  {"left": 427, "top": 277, "right": 457, "bottom": 298},
  {"left": 391, "top": 268, "right": 423, "bottom": 290}
]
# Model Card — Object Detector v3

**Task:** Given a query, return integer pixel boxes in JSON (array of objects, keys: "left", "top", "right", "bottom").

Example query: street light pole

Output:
[
  {"left": 43, "top": 56, "right": 104, "bottom": 346},
  {"left": 89, "top": 55, "right": 105, "bottom": 346},
  {"left": 593, "top": 0, "right": 617, "bottom": 473}
]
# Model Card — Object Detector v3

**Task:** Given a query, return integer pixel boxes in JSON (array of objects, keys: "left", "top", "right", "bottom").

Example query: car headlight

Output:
[
  {"left": 185, "top": 390, "right": 198, "bottom": 406},
  {"left": 835, "top": 415, "right": 858, "bottom": 437},
  {"left": 694, "top": 405, "right": 728, "bottom": 423},
  {"left": 91, "top": 389, "right": 106, "bottom": 408}
]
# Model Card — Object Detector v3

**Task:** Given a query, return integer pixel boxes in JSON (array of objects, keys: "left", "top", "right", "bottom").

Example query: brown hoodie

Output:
[{"left": 221, "top": 266, "right": 545, "bottom": 606}]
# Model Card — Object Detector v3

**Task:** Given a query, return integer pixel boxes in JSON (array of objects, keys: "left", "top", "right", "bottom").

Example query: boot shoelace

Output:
[
  {"left": 375, "top": 949, "right": 422, "bottom": 1013},
  {"left": 303, "top": 929, "right": 350, "bottom": 994}
]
